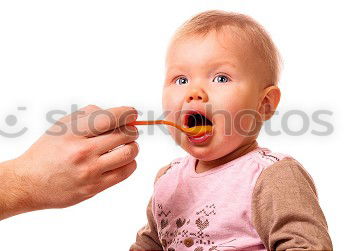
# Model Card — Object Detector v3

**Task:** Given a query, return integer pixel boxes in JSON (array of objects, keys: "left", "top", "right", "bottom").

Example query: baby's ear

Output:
[{"left": 257, "top": 85, "right": 281, "bottom": 122}]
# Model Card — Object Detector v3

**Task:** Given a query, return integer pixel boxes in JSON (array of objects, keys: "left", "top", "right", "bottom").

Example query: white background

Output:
[{"left": 0, "top": 0, "right": 348, "bottom": 250}]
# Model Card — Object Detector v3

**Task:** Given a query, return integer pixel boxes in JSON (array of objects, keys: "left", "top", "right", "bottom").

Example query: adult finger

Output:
[
  {"left": 59, "top": 105, "right": 102, "bottom": 123},
  {"left": 97, "top": 141, "right": 139, "bottom": 173},
  {"left": 89, "top": 125, "right": 138, "bottom": 155},
  {"left": 76, "top": 106, "right": 138, "bottom": 138},
  {"left": 98, "top": 160, "right": 137, "bottom": 192},
  {"left": 46, "top": 105, "right": 103, "bottom": 137}
]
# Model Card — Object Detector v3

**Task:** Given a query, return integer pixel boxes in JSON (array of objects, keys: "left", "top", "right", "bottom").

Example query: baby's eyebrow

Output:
[
  {"left": 165, "top": 65, "right": 189, "bottom": 77},
  {"left": 209, "top": 61, "right": 237, "bottom": 69},
  {"left": 165, "top": 61, "right": 237, "bottom": 75},
  {"left": 166, "top": 64, "right": 187, "bottom": 72}
]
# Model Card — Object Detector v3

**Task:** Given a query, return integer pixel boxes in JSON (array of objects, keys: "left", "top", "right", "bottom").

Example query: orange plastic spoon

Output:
[{"left": 128, "top": 120, "right": 212, "bottom": 136}]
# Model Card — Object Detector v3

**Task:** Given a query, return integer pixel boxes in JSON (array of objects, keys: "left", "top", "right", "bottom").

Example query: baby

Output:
[{"left": 130, "top": 10, "right": 332, "bottom": 251}]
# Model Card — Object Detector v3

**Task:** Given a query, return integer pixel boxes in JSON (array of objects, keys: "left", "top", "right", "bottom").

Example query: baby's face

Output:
[{"left": 162, "top": 29, "right": 265, "bottom": 161}]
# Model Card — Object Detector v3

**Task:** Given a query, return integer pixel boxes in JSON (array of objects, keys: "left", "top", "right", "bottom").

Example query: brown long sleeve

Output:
[
  {"left": 251, "top": 158, "right": 333, "bottom": 250},
  {"left": 129, "top": 196, "right": 163, "bottom": 251},
  {"left": 130, "top": 165, "right": 171, "bottom": 251}
]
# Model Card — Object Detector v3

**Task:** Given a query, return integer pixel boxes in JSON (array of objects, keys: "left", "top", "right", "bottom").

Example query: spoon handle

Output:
[
  {"left": 128, "top": 120, "right": 213, "bottom": 136},
  {"left": 128, "top": 120, "right": 183, "bottom": 131}
]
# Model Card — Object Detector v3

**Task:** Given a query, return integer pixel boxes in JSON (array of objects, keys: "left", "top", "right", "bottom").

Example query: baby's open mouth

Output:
[{"left": 184, "top": 111, "right": 213, "bottom": 128}]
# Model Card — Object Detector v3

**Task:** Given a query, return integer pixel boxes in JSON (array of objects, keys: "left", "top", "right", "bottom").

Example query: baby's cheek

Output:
[
  {"left": 161, "top": 108, "right": 183, "bottom": 142},
  {"left": 215, "top": 101, "right": 257, "bottom": 137},
  {"left": 233, "top": 111, "right": 253, "bottom": 136},
  {"left": 162, "top": 87, "right": 183, "bottom": 110},
  {"left": 232, "top": 106, "right": 262, "bottom": 137},
  {"left": 212, "top": 109, "right": 250, "bottom": 145}
]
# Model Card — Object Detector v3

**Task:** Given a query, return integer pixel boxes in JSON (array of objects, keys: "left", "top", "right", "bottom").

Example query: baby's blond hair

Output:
[{"left": 171, "top": 10, "right": 282, "bottom": 86}]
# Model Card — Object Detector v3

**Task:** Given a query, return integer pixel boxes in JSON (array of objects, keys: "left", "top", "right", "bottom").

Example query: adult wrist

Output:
[{"left": 0, "top": 158, "right": 37, "bottom": 220}]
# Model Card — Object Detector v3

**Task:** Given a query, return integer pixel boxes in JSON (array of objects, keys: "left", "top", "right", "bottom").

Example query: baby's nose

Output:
[{"left": 186, "top": 88, "right": 209, "bottom": 103}]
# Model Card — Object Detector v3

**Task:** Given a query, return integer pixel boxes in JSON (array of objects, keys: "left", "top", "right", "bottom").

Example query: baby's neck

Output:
[{"left": 195, "top": 140, "right": 258, "bottom": 174}]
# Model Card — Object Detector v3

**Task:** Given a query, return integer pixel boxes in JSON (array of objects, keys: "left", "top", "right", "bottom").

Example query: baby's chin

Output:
[
  {"left": 189, "top": 151, "right": 216, "bottom": 161},
  {"left": 170, "top": 133, "right": 215, "bottom": 160},
  {"left": 186, "top": 147, "right": 227, "bottom": 161},
  {"left": 170, "top": 129, "right": 240, "bottom": 161},
  {"left": 182, "top": 141, "right": 224, "bottom": 161},
  {"left": 180, "top": 133, "right": 245, "bottom": 161}
]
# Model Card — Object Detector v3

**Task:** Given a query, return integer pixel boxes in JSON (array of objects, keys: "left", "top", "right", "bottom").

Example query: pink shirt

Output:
[{"left": 152, "top": 146, "right": 291, "bottom": 251}]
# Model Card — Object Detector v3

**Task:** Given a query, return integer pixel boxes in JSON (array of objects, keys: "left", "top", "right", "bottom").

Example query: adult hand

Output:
[{"left": 0, "top": 105, "right": 139, "bottom": 220}]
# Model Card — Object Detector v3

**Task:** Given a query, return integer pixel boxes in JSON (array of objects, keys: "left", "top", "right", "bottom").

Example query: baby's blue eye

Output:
[
  {"left": 213, "top": 75, "right": 230, "bottom": 83},
  {"left": 175, "top": 77, "right": 188, "bottom": 85}
]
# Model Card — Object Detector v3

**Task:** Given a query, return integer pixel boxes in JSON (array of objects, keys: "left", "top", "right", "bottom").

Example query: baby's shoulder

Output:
[
  {"left": 153, "top": 156, "right": 187, "bottom": 184},
  {"left": 252, "top": 147, "right": 296, "bottom": 168},
  {"left": 252, "top": 148, "right": 317, "bottom": 195},
  {"left": 154, "top": 164, "right": 171, "bottom": 184}
]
